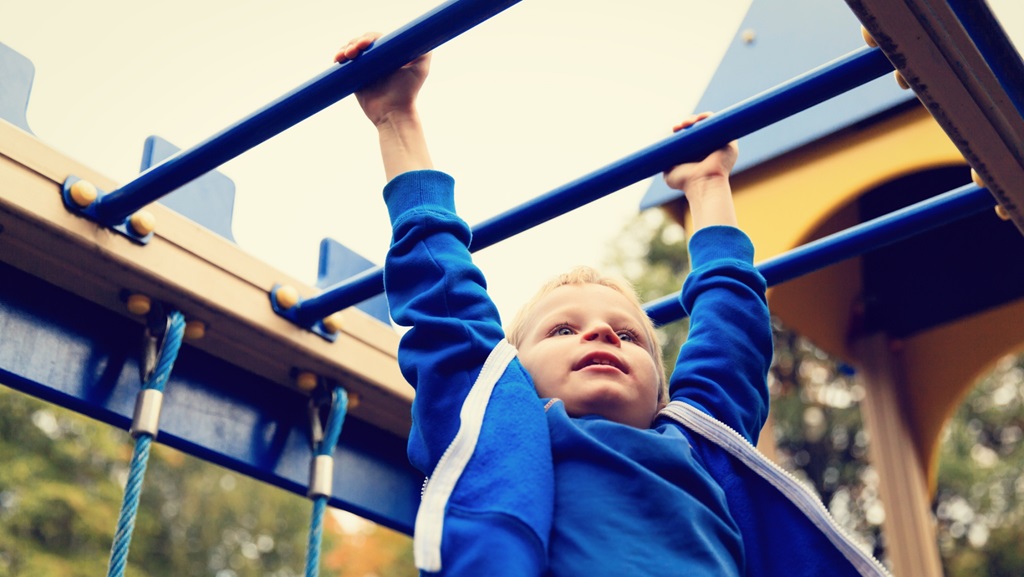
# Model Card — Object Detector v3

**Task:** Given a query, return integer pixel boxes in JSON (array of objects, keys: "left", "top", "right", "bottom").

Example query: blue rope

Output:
[
  {"left": 305, "top": 387, "right": 348, "bottom": 577},
  {"left": 106, "top": 310, "right": 186, "bottom": 577}
]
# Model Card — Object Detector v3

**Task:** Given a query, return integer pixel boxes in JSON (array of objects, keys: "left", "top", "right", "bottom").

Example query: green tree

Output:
[
  {"left": 934, "top": 354, "right": 1024, "bottom": 576},
  {"left": 0, "top": 384, "right": 349, "bottom": 577}
]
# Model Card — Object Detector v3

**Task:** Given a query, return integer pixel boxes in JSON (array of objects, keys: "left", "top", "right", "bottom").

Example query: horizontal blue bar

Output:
[
  {"left": 295, "top": 45, "right": 894, "bottom": 324},
  {"left": 88, "top": 0, "right": 522, "bottom": 226},
  {"left": 643, "top": 183, "right": 997, "bottom": 326}
]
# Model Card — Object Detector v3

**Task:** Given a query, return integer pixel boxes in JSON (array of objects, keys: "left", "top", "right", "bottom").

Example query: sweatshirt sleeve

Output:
[
  {"left": 382, "top": 170, "right": 552, "bottom": 575},
  {"left": 668, "top": 225, "right": 772, "bottom": 444}
]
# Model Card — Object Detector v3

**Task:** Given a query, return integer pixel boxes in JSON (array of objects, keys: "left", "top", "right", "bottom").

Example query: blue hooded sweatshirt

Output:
[{"left": 383, "top": 170, "right": 890, "bottom": 577}]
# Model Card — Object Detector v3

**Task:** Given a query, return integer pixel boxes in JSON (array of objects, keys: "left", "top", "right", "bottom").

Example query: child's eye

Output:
[
  {"left": 549, "top": 324, "right": 575, "bottom": 337},
  {"left": 617, "top": 329, "right": 640, "bottom": 343}
]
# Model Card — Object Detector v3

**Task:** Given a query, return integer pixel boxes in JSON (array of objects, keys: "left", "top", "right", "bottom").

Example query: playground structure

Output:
[
  {"left": 1, "top": 1, "right": 1022, "bottom": 576},
  {"left": 642, "top": 1, "right": 1024, "bottom": 575}
]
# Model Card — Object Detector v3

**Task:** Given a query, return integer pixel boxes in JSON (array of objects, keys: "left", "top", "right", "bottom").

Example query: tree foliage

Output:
[
  {"left": 935, "top": 354, "right": 1024, "bottom": 576},
  {"left": 605, "top": 210, "right": 1024, "bottom": 577},
  {"left": 0, "top": 384, "right": 414, "bottom": 577}
]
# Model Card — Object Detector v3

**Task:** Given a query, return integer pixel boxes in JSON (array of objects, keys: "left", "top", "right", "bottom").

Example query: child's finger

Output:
[
  {"left": 671, "top": 111, "right": 715, "bottom": 133},
  {"left": 334, "top": 32, "right": 380, "bottom": 63}
]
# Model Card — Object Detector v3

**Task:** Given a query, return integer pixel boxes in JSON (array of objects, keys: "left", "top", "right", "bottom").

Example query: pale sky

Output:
[{"left": 2, "top": 0, "right": 1021, "bottom": 322}]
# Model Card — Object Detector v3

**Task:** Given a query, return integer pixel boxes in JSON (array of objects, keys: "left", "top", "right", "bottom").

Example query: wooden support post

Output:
[{"left": 854, "top": 332, "right": 943, "bottom": 577}]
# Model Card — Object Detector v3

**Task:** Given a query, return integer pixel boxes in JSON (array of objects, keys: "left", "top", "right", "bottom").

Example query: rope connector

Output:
[
  {"left": 130, "top": 307, "right": 185, "bottom": 440},
  {"left": 130, "top": 389, "right": 164, "bottom": 439},
  {"left": 305, "top": 386, "right": 349, "bottom": 500},
  {"left": 308, "top": 381, "right": 330, "bottom": 448},
  {"left": 308, "top": 455, "right": 334, "bottom": 498},
  {"left": 140, "top": 308, "right": 171, "bottom": 384}
]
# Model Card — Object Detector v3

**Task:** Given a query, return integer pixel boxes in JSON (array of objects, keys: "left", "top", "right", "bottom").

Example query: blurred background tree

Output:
[
  {"left": 0, "top": 384, "right": 415, "bottom": 577},
  {"left": 605, "top": 210, "right": 1024, "bottom": 577}
]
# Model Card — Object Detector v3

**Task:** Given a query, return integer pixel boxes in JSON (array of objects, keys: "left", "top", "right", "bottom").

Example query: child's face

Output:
[{"left": 516, "top": 283, "right": 660, "bottom": 428}]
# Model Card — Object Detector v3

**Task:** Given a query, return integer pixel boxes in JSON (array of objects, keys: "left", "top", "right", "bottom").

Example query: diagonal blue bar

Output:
[
  {"left": 643, "top": 183, "right": 997, "bottom": 326},
  {"left": 294, "top": 45, "right": 894, "bottom": 325},
  {"left": 88, "top": 0, "right": 523, "bottom": 226}
]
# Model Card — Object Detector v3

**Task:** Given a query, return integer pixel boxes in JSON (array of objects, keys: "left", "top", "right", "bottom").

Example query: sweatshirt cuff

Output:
[
  {"left": 383, "top": 170, "right": 456, "bottom": 226},
  {"left": 687, "top": 225, "right": 755, "bottom": 268}
]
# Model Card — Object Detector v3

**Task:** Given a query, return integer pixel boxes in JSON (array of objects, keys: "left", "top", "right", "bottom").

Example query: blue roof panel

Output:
[{"left": 641, "top": 0, "right": 913, "bottom": 210}]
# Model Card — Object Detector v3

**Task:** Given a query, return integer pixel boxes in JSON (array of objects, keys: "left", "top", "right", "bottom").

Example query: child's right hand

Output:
[
  {"left": 662, "top": 112, "right": 739, "bottom": 230},
  {"left": 335, "top": 32, "right": 432, "bottom": 127},
  {"left": 662, "top": 112, "right": 738, "bottom": 193}
]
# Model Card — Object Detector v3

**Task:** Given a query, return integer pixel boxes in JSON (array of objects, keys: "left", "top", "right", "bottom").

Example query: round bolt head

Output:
[
  {"left": 971, "top": 168, "right": 985, "bottom": 188},
  {"left": 184, "top": 320, "right": 207, "bottom": 340},
  {"left": 69, "top": 180, "right": 98, "bottom": 207},
  {"left": 346, "top": 392, "right": 361, "bottom": 409},
  {"left": 129, "top": 210, "right": 157, "bottom": 236},
  {"left": 296, "top": 371, "right": 318, "bottom": 393},
  {"left": 275, "top": 285, "right": 300, "bottom": 310},
  {"left": 894, "top": 70, "right": 910, "bottom": 90},
  {"left": 322, "top": 312, "right": 343, "bottom": 334},
  {"left": 861, "top": 26, "right": 878, "bottom": 48},
  {"left": 126, "top": 293, "right": 152, "bottom": 316},
  {"left": 995, "top": 205, "right": 1012, "bottom": 221}
]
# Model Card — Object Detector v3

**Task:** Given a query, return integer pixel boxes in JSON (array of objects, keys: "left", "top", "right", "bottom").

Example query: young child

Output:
[{"left": 337, "top": 33, "right": 889, "bottom": 577}]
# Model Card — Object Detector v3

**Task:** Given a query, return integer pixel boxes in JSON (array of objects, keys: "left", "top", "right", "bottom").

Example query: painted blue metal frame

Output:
[
  {"left": 643, "top": 183, "right": 997, "bottom": 326},
  {"left": 0, "top": 261, "right": 421, "bottom": 534},
  {"left": 82, "top": 0, "right": 523, "bottom": 227},
  {"left": 945, "top": 0, "right": 1024, "bottom": 121},
  {"left": 292, "top": 45, "right": 894, "bottom": 325}
]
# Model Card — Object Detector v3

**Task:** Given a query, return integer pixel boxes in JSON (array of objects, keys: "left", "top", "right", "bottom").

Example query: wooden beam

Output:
[
  {"left": 846, "top": 0, "right": 1024, "bottom": 234},
  {"left": 854, "top": 332, "right": 942, "bottom": 577},
  {"left": 0, "top": 119, "right": 413, "bottom": 437}
]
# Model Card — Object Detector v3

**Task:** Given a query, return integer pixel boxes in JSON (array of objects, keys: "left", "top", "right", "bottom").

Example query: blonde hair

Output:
[{"left": 506, "top": 266, "right": 668, "bottom": 408}]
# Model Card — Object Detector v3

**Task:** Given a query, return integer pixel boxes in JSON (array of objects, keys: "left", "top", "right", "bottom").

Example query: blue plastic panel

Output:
[
  {"left": 141, "top": 135, "right": 237, "bottom": 242},
  {"left": 0, "top": 42, "right": 34, "bottom": 134},
  {"left": 317, "top": 238, "right": 391, "bottom": 325},
  {"left": 641, "top": 0, "right": 913, "bottom": 210},
  {"left": 0, "top": 261, "right": 420, "bottom": 534}
]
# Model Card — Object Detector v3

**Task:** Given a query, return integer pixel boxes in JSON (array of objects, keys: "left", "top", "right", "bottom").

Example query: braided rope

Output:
[
  {"left": 106, "top": 310, "right": 186, "bottom": 577},
  {"left": 305, "top": 388, "right": 348, "bottom": 577},
  {"left": 306, "top": 496, "right": 328, "bottom": 577}
]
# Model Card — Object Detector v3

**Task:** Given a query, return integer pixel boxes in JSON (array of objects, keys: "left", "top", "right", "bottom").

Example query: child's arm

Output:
[
  {"left": 662, "top": 116, "right": 772, "bottom": 443},
  {"left": 345, "top": 35, "right": 553, "bottom": 575},
  {"left": 335, "top": 32, "right": 433, "bottom": 180}
]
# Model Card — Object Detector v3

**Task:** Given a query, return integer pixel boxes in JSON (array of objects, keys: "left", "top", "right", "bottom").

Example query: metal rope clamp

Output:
[
  {"left": 129, "top": 313, "right": 171, "bottom": 439},
  {"left": 307, "top": 385, "right": 336, "bottom": 499}
]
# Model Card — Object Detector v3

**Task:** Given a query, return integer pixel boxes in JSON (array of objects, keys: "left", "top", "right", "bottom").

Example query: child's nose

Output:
[{"left": 583, "top": 323, "right": 620, "bottom": 345}]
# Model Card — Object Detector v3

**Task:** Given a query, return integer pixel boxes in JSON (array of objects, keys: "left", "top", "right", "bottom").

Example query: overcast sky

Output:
[{"left": 2, "top": 0, "right": 1021, "bottom": 322}]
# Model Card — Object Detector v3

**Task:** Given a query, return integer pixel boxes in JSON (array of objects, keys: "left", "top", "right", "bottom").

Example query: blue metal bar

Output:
[
  {"left": 947, "top": 0, "right": 1024, "bottom": 123},
  {"left": 294, "top": 45, "right": 894, "bottom": 325},
  {"left": 643, "top": 183, "right": 997, "bottom": 326},
  {"left": 87, "top": 0, "right": 522, "bottom": 226}
]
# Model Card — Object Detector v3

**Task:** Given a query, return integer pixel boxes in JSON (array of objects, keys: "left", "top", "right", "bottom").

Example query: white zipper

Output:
[
  {"left": 659, "top": 401, "right": 893, "bottom": 577},
  {"left": 414, "top": 339, "right": 519, "bottom": 572}
]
